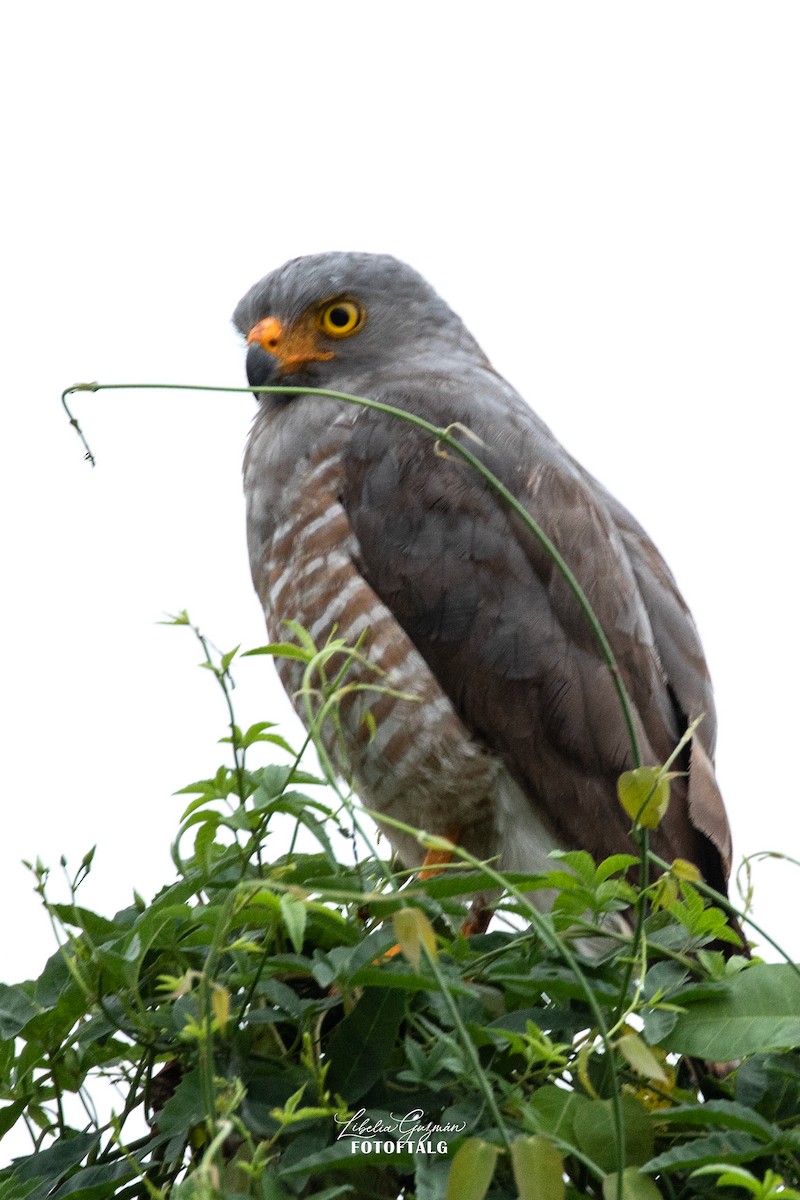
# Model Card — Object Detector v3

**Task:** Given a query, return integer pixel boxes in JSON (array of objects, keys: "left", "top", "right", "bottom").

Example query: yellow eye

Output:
[{"left": 318, "top": 299, "right": 364, "bottom": 338}]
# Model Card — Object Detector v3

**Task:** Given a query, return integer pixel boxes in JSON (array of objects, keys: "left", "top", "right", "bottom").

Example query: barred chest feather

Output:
[{"left": 244, "top": 417, "right": 561, "bottom": 881}]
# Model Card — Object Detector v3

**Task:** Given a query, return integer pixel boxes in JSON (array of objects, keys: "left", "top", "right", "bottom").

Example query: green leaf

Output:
[
  {"left": 617, "top": 767, "right": 671, "bottom": 829},
  {"left": 602, "top": 1167, "right": 663, "bottom": 1200},
  {"left": 0, "top": 1176, "right": 44, "bottom": 1200},
  {"left": 131, "top": 902, "right": 194, "bottom": 961},
  {"left": 153, "top": 1068, "right": 205, "bottom": 1132},
  {"left": 445, "top": 1139, "right": 499, "bottom": 1200},
  {"left": 280, "top": 894, "right": 308, "bottom": 954},
  {"left": 256, "top": 1171, "right": 293, "bottom": 1200},
  {"left": 259, "top": 976, "right": 304, "bottom": 1019},
  {"left": 573, "top": 1097, "right": 654, "bottom": 1173},
  {"left": 301, "top": 1188, "right": 355, "bottom": 1200},
  {"left": 511, "top": 1134, "right": 565, "bottom": 1200},
  {"left": 530, "top": 1084, "right": 591, "bottom": 1141},
  {"left": 11, "top": 622, "right": 799, "bottom": 1200},
  {"left": 689, "top": 1163, "right": 761, "bottom": 1192},
  {"left": 0, "top": 1100, "right": 27, "bottom": 1139},
  {"left": 662, "top": 963, "right": 800, "bottom": 1059},
  {"left": 656, "top": 1100, "right": 777, "bottom": 1140},
  {"left": 160, "top": 609, "right": 190, "bottom": 625},
  {"left": 413, "top": 1158, "right": 451, "bottom": 1200},
  {"left": 27, "top": 956, "right": 86, "bottom": 1040},
  {"left": 549, "top": 849, "right": 597, "bottom": 883},
  {"left": 6, "top": 1133, "right": 99, "bottom": 1183},
  {"left": 665, "top": 880, "right": 741, "bottom": 945},
  {"left": 192, "top": 814, "right": 221, "bottom": 872},
  {"left": 244, "top": 642, "right": 311, "bottom": 661},
  {"left": 348, "top": 965, "right": 438, "bottom": 993},
  {"left": 735, "top": 1051, "right": 800, "bottom": 1122},
  {"left": 220, "top": 645, "right": 240, "bottom": 672},
  {"left": 690, "top": 1164, "right": 800, "bottom": 1197},
  {"left": 48, "top": 905, "right": 118, "bottom": 942},
  {"left": 49, "top": 1160, "right": 135, "bottom": 1198},
  {"left": 642, "top": 960, "right": 690, "bottom": 1000},
  {"left": 277, "top": 1136, "right": 412, "bottom": 1178},
  {"left": 594, "top": 855, "right": 640, "bottom": 881},
  {"left": 253, "top": 792, "right": 338, "bottom": 862},
  {"left": 326, "top": 986, "right": 407, "bottom": 1101},
  {"left": 0, "top": 985, "right": 40, "bottom": 1039},
  {"left": 235, "top": 722, "right": 297, "bottom": 753},
  {"left": 643, "top": 1130, "right": 769, "bottom": 1173}
]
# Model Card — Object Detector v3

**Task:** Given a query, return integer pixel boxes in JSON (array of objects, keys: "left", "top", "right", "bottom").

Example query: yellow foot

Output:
[{"left": 377, "top": 832, "right": 460, "bottom": 960}]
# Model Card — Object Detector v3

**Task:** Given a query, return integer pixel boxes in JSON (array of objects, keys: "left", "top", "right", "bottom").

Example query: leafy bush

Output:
[{"left": 2, "top": 619, "right": 800, "bottom": 1200}]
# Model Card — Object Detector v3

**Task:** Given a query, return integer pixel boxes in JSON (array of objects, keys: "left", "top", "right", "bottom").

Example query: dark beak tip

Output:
[{"left": 246, "top": 342, "right": 281, "bottom": 392}]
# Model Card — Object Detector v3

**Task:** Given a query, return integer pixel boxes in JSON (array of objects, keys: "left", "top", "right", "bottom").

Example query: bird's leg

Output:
[
  {"left": 418, "top": 845, "right": 455, "bottom": 880},
  {"left": 419, "top": 831, "right": 494, "bottom": 938},
  {"left": 380, "top": 832, "right": 496, "bottom": 961},
  {"left": 460, "top": 895, "right": 493, "bottom": 937}
]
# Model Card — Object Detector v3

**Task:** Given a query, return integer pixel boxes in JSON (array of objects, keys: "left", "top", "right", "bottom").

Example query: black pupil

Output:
[{"left": 328, "top": 306, "right": 351, "bottom": 328}]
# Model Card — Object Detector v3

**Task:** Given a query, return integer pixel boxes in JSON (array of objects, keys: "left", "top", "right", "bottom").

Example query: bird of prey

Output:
[{"left": 234, "top": 252, "right": 734, "bottom": 915}]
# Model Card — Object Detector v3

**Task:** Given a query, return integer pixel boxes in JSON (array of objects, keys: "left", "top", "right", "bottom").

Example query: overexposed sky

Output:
[{"left": 2, "top": 2, "right": 799, "bottom": 998}]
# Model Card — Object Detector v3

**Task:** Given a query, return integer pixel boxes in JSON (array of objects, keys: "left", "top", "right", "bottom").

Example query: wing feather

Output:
[{"left": 340, "top": 372, "right": 732, "bottom": 890}]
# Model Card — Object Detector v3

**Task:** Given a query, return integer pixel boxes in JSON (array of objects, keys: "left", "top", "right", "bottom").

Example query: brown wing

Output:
[
  {"left": 340, "top": 377, "right": 733, "bottom": 895},
  {"left": 591, "top": 478, "right": 732, "bottom": 884}
]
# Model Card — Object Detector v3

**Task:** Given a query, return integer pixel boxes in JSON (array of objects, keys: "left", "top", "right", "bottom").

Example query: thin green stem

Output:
[
  {"left": 422, "top": 943, "right": 514, "bottom": 1154},
  {"left": 196, "top": 975, "right": 218, "bottom": 1137},
  {"left": 289, "top": 634, "right": 400, "bottom": 887},
  {"left": 61, "top": 382, "right": 98, "bottom": 465},
  {"left": 614, "top": 723, "right": 703, "bottom": 1018},
  {"left": 648, "top": 849, "right": 800, "bottom": 975},
  {"left": 61, "top": 376, "right": 664, "bottom": 1200},
  {"left": 233, "top": 927, "right": 274, "bottom": 1028},
  {"left": 614, "top": 827, "right": 650, "bottom": 1023},
  {"left": 49, "top": 1056, "right": 66, "bottom": 1135},
  {"left": 188, "top": 621, "right": 248, "bottom": 814},
  {"left": 96, "top": 1055, "right": 149, "bottom": 1162},
  {"left": 62, "top": 380, "right": 641, "bottom": 767},
  {"left": 371, "top": 807, "right": 627, "bottom": 1188}
]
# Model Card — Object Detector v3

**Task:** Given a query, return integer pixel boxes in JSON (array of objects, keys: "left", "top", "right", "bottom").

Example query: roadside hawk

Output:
[{"left": 234, "top": 251, "right": 734, "bottom": 916}]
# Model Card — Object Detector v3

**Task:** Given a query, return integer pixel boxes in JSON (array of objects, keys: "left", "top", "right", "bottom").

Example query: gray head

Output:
[{"left": 233, "top": 251, "right": 484, "bottom": 392}]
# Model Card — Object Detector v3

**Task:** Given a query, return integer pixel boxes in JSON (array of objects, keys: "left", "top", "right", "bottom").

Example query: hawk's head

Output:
[{"left": 233, "top": 251, "right": 482, "bottom": 392}]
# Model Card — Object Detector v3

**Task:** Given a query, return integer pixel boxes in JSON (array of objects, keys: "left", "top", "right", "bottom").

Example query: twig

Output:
[{"left": 60, "top": 380, "right": 641, "bottom": 768}]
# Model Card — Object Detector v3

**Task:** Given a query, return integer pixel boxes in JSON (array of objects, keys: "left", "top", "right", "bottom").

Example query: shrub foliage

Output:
[{"left": 1, "top": 620, "right": 800, "bottom": 1200}]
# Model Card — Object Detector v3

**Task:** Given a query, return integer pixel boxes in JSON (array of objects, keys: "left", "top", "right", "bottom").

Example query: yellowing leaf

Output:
[
  {"left": 157, "top": 970, "right": 196, "bottom": 998},
  {"left": 393, "top": 907, "right": 437, "bottom": 971},
  {"left": 511, "top": 1134, "right": 565, "bottom": 1200},
  {"left": 651, "top": 874, "right": 678, "bottom": 910},
  {"left": 445, "top": 1138, "right": 499, "bottom": 1200},
  {"left": 617, "top": 767, "right": 672, "bottom": 830},
  {"left": 671, "top": 858, "right": 701, "bottom": 882},
  {"left": 211, "top": 985, "right": 230, "bottom": 1033},
  {"left": 420, "top": 833, "right": 457, "bottom": 854},
  {"left": 653, "top": 856, "right": 702, "bottom": 909},
  {"left": 617, "top": 1033, "right": 669, "bottom": 1084},
  {"left": 576, "top": 1039, "right": 600, "bottom": 1100}
]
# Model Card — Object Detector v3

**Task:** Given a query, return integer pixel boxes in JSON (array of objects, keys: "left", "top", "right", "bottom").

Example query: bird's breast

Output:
[{"left": 251, "top": 439, "right": 557, "bottom": 872}]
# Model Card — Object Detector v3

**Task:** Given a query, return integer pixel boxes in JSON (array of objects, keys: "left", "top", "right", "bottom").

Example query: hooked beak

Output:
[{"left": 246, "top": 316, "right": 334, "bottom": 375}]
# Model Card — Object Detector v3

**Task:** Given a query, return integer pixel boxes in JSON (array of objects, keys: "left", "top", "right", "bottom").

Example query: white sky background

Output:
[{"left": 2, "top": 1, "right": 799, "bottom": 1009}]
